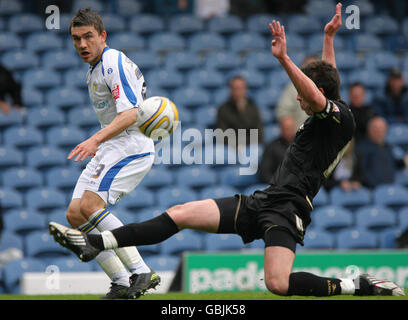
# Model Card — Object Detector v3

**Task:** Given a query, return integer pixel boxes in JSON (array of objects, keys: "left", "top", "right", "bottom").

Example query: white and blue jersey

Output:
[{"left": 73, "top": 46, "right": 155, "bottom": 205}]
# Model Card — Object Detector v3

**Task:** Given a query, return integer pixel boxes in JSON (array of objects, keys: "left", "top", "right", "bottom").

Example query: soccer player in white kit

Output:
[{"left": 65, "top": 8, "right": 159, "bottom": 299}]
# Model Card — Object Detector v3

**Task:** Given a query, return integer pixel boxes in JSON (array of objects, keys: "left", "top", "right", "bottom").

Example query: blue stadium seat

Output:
[
  {"left": 229, "top": 32, "right": 265, "bottom": 53},
  {"left": 307, "top": 34, "right": 345, "bottom": 55},
  {"left": 313, "top": 188, "right": 329, "bottom": 207},
  {"left": 364, "top": 51, "right": 400, "bottom": 71},
  {"left": 187, "top": 69, "right": 224, "bottom": 89},
  {"left": 157, "top": 186, "right": 197, "bottom": 208},
  {"left": 25, "top": 32, "right": 63, "bottom": 52},
  {"left": 2, "top": 167, "right": 43, "bottom": 191},
  {"left": 22, "top": 68, "right": 61, "bottom": 90},
  {"left": 399, "top": 207, "right": 408, "bottom": 229},
  {"left": 335, "top": 51, "right": 362, "bottom": 71},
  {"left": 204, "top": 233, "right": 242, "bottom": 252},
  {"left": 64, "top": 68, "right": 88, "bottom": 89},
  {"left": 379, "top": 228, "right": 403, "bottom": 249},
  {"left": 0, "top": 231, "right": 24, "bottom": 253},
  {"left": 287, "top": 14, "right": 321, "bottom": 35},
  {"left": 258, "top": 107, "right": 275, "bottom": 125},
  {"left": 364, "top": 16, "right": 399, "bottom": 35},
  {"left": 0, "top": 188, "right": 23, "bottom": 210},
  {"left": 245, "top": 51, "right": 280, "bottom": 71},
  {"left": 219, "top": 166, "right": 258, "bottom": 188},
  {"left": 172, "top": 87, "right": 210, "bottom": 108},
  {"left": 169, "top": 14, "right": 204, "bottom": 35},
  {"left": 21, "top": 87, "right": 43, "bottom": 108},
  {"left": 313, "top": 205, "right": 353, "bottom": 231},
  {"left": 164, "top": 51, "right": 201, "bottom": 72},
  {"left": 355, "top": 206, "right": 397, "bottom": 230},
  {"left": 175, "top": 167, "right": 217, "bottom": 188},
  {"left": 336, "top": 228, "right": 378, "bottom": 250},
  {"left": 285, "top": 33, "right": 306, "bottom": 52},
  {"left": 115, "top": 187, "right": 155, "bottom": 210},
  {"left": 188, "top": 32, "right": 226, "bottom": 53},
  {"left": 8, "top": 13, "right": 43, "bottom": 33},
  {"left": 144, "top": 255, "right": 179, "bottom": 271},
  {"left": 386, "top": 123, "right": 408, "bottom": 147},
  {"left": 148, "top": 32, "right": 185, "bottom": 54},
  {"left": 67, "top": 107, "right": 99, "bottom": 129},
  {"left": 129, "top": 14, "right": 164, "bottom": 34},
  {"left": 329, "top": 186, "right": 371, "bottom": 209},
  {"left": 46, "top": 87, "right": 87, "bottom": 110},
  {"left": 303, "top": 229, "right": 335, "bottom": 250},
  {"left": 3, "top": 258, "right": 46, "bottom": 294},
  {"left": 199, "top": 185, "right": 240, "bottom": 199},
  {"left": 194, "top": 106, "right": 217, "bottom": 127},
  {"left": 51, "top": 256, "right": 93, "bottom": 272},
  {"left": 47, "top": 210, "right": 70, "bottom": 226},
  {"left": 247, "top": 14, "right": 282, "bottom": 35},
  {"left": 45, "top": 167, "right": 81, "bottom": 191},
  {"left": 46, "top": 126, "right": 85, "bottom": 150},
  {"left": 0, "top": 146, "right": 23, "bottom": 169},
  {"left": 100, "top": 14, "right": 126, "bottom": 33},
  {"left": 1, "top": 50, "right": 39, "bottom": 71},
  {"left": 41, "top": 50, "right": 80, "bottom": 70},
  {"left": 0, "top": 109, "right": 23, "bottom": 131},
  {"left": 139, "top": 167, "right": 173, "bottom": 189},
  {"left": 396, "top": 169, "right": 408, "bottom": 186},
  {"left": 3, "top": 209, "right": 46, "bottom": 234},
  {"left": 109, "top": 32, "right": 145, "bottom": 52},
  {"left": 373, "top": 184, "right": 408, "bottom": 209},
  {"left": 208, "top": 15, "right": 243, "bottom": 35},
  {"left": 161, "top": 230, "right": 203, "bottom": 255},
  {"left": 110, "top": 209, "right": 136, "bottom": 225},
  {"left": 116, "top": 0, "right": 142, "bottom": 16},
  {"left": 127, "top": 51, "right": 160, "bottom": 72},
  {"left": 353, "top": 34, "right": 383, "bottom": 52},
  {"left": 348, "top": 69, "right": 386, "bottom": 89},
  {"left": 0, "top": 32, "right": 22, "bottom": 51},
  {"left": 25, "top": 230, "right": 70, "bottom": 258},
  {"left": 213, "top": 87, "right": 229, "bottom": 105},
  {"left": 145, "top": 69, "right": 183, "bottom": 90},
  {"left": 0, "top": 0, "right": 22, "bottom": 16},
  {"left": 254, "top": 87, "right": 282, "bottom": 109},
  {"left": 72, "top": 0, "right": 104, "bottom": 13},
  {"left": 27, "top": 107, "right": 65, "bottom": 129},
  {"left": 3, "top": 126, "right": 43, "bottom": 149},
  {"left": 26, "top": 188, "right": 67, "bottom": 212},
  {"left": 305, "top": 0, "right": 336, "bottom": 19},
  {"left": 205, "top": 51, "right": 241, "bottom": 72},
  {"left": 268, "top": 69, "right": 290, "bottom": 89},
  {"left": 263, "top": 124, "right": 280, "bottom": 143},
  {"left": 26, "top": 146, "right": 67, "bottom": 170}
]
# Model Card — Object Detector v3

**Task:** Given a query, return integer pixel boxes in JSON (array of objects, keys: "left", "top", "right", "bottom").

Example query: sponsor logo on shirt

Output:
[{"left": 112, "top": 84, "right": 120, "bottom": 100}]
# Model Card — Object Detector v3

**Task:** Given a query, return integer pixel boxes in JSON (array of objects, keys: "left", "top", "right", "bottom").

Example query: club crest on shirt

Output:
[
  {"left": 92, "top": 81, "right": 98, "bottom": 93},
  {"left": 112, "top": 83, "right": 120, "bottom": 100}
]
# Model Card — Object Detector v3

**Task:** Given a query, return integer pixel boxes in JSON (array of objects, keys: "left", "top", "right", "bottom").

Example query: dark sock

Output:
[
  {"left": 88, "top": 212, "right": 179, "bottom": 250},
  {"left": 287, "top": 272, "right": 342, "bottom": 296}
]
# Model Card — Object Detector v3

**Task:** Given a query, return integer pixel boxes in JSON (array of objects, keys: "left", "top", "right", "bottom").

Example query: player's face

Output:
[
  {"left": 71, "top": 25, "right": 107, "bottom": 65},
  {"left": 296, "top": 94, "right": 313, "bottom": 115}
]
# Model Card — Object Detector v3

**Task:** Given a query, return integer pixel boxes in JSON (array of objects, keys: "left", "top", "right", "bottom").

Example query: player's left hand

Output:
[
  {"left": 68, "top": 137, "right": 99, "bottom": 162},
  {"left": 269, "top": 20, "right": 287, "bottom": 60},
  {"left": 324, "top": 2, "right": 342, "bottom": 37}
]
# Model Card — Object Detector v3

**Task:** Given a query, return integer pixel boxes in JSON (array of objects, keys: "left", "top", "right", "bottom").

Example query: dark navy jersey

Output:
[{"left": 255, "top": 99, "right": 356, "bottom": 225}]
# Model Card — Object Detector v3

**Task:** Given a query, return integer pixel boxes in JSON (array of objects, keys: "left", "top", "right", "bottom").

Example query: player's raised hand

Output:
[
  {"left": 269, "top": 20, "right": 287, "bottom": 60},
  {"left": 67, "top": 137, "right": 98, "bottom": 162},
  {"left": 324, "top": 2, "right": 342, "bottom": 37}
]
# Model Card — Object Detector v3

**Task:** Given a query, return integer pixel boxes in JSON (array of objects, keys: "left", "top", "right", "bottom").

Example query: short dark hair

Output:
[
  {"left": 301, "top": 60, "right": 341, "bottom": 100},
  {"left": 229, "top": 75, "right": 247, "bottom": 86},
  {"left": 69, "top": 8, "right": 105, "bottom": 35}
]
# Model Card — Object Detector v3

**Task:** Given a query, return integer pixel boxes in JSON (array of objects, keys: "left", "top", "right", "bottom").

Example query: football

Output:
[{"left": 137, "top": 96, "right": 179, "bottom": 140}]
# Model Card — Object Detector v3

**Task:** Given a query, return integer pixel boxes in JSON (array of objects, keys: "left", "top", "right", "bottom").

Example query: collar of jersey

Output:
[{"left": 90, "top": 46, "right": 110, "bottom": 72}]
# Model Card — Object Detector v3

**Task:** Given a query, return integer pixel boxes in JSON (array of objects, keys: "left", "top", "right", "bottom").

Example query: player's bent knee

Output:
[{"left": 265, "top": 276, "right": 289, "bottom": 296}]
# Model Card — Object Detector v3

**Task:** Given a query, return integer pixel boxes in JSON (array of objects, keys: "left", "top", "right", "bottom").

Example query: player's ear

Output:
[
  {"left": 318, "top": 87, "right": 325, "bottom": 95},
  {"left": 101, "top": 30, "right": 107, "bottom": 42}
]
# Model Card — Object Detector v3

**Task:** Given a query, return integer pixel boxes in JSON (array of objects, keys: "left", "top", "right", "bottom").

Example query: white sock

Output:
[
  {"left": 339, "top": 278, "right": 355, "bottom": 295},
  {"left": 78, "top": 222, "right": 130, "bottom": 287},
  {"left": 88, "top": 208, "right": 150, "bottom": 274}
]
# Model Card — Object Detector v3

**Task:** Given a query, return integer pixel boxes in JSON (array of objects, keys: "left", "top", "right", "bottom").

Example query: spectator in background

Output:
[
  {"left": 0, "top": 64, "right": 23, "bottom": 115},
  {"left": 323, "top": 139, "right": 364, "bottom": 191},
  {"left": 216, "top": 75, "right": 263, "bottom": 147},
  {"left": 357, "top": 116, "right": 406, "bottom": 188},
  {"left": 275, "top": 56, "right": 316, "bottom": 129},
  {"left": 348, "top": 82, "right": 377, "bottom": 142},
  {"left": 259, "top": 116, "right": 296, "bottom": 184},
  {"left": 195, "top": 0, "right": 230, "bottom": 19},
  {"left": 374, "top": 69, "right": 408, "bottom": 123}
]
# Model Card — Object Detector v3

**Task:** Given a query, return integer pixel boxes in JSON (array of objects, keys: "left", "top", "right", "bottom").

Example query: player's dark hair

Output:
[
  {"left": 69, "top": 8, "right": 105, "bottom": 35},
  {"left": 301, "top": 60, "right": 341, "bottom": 100}
]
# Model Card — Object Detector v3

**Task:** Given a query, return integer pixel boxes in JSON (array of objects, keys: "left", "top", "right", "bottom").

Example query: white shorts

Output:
[{"left": 72, "top": 135, "right": 155, "bottom": 205}]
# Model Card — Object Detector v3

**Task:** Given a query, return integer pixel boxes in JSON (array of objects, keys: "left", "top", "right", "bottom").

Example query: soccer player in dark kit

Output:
[{"left": 49, "top": 3, "right": 404, "bottom": 297}]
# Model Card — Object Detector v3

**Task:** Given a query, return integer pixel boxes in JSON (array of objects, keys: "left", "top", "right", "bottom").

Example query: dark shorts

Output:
[{"left": 214, "top": 194, "right": 307, "bottom": 253}]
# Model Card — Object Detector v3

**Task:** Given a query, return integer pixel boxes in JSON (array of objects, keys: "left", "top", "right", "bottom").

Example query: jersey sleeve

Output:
[
  {"left": 314, "top": 99, "right": 343, "bottom": 124},
  {"left": 102, "top": 50, "right": 145, "bottom": 113}
]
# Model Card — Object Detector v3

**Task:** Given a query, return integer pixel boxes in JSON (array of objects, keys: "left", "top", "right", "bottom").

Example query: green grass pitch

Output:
[{"left": 0, "top": 291, "right": 407, "bottom": 300}]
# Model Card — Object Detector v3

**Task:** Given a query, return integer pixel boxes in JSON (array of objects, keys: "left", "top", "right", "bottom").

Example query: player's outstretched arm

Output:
[
  {"left": 322, "top": 2, "right": 342, "bottom": 69},
  {"left": 269, "top": 21, "right": 326, "bottom": 113}
]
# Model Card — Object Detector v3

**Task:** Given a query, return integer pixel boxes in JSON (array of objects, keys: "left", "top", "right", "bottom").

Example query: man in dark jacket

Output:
[{"left": 0, "top": 64, "right": 23, "bottom": 114}]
